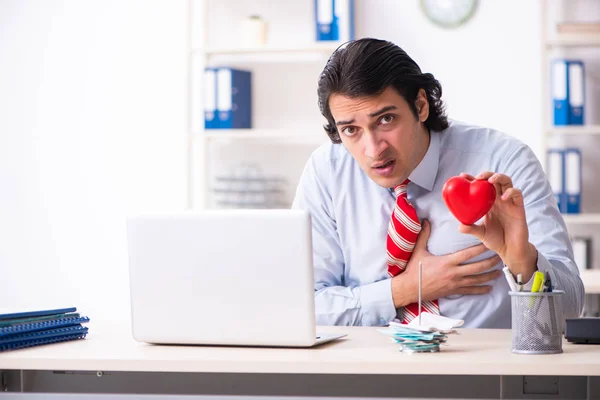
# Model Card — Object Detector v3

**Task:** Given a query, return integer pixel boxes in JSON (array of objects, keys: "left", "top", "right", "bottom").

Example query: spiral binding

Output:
[
  {"left": 0, "top": 316, "right": 90, "bottom": 337},
  {"left": 0, "top": 312, "right": 80, "bottom": 327},
  {"left": 0, "top": 329, "right": 88, "bottom": 352},
  {"left": 1, "top": 324, "right": 87, "bottom": 341}
]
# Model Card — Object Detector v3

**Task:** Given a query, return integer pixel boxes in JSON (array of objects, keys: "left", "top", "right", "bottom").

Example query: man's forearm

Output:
[
  {"left": 315, "top": 280, "right": 397, "bottom": 326},
  {"left": 501, "top": 242, "right": 538, "bottom": 282},
  {"left": 390, "top": 273, "right": 416, "bottom": 308}
]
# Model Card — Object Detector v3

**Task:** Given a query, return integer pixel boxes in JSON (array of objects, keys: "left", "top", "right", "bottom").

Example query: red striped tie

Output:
[{"left": 387, "top": 179, "right": 440, "bottom": 323}]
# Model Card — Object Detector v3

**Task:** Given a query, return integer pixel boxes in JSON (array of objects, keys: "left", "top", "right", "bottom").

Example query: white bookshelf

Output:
[
  {"left": 563, "top": 214, "right": 600, "bottom": 224},
  {"left": 548, "top": 125, "right": 600, "bottom": 136},
  {"left": 202, "top": 129, "right": 327, "bottom": 142},
  {"left": 540, "top": 1, "right": 600, "bottom": 299},
  {"left": 201, "top": 43, "right": 342, "bottom": 56},
  {"left": 546, "top": 34, "right": 600, "bottom": 47},
  {"left": 190, "top": 0, "right": 338, "bottom": 209},
  {"left": 540, "top": 1, "right": 600, "bottom": 140},
  {"left": 581, "top": 270, "right": 600, "bottom": 294}
]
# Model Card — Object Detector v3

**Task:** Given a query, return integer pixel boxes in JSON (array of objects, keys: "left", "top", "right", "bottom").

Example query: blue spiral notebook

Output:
[
  {"left": 0, "top": 307, "right": 90, "bottom": 352},
  {"left": 0, "top": 325, "right": 89, "bottom": 352}
]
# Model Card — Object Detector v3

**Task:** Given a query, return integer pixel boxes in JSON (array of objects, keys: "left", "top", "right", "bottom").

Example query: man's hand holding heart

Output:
[{"left": 443, "top": 172, "right": 538, "bottom": 283}]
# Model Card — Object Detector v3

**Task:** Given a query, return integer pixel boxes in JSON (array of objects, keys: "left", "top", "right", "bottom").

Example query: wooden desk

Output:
[{"left": 1, "top": 322, "right": 599, "bottom": 399}]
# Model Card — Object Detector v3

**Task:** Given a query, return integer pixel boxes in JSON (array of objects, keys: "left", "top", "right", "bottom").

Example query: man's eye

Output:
[
  {"left": 380, "top": 115, "right": 394, "bottom": 124},
  {"left": 342, "top": 127, "right": 357, "bottom": 136}
]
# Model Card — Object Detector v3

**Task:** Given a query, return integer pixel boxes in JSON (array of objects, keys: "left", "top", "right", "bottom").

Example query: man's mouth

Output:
[
  {"left": 372, "top": 159, "right": 396, "bottom": 177},
  {"left": 373, "top": 159, "right": 395, "bottom": 169}
]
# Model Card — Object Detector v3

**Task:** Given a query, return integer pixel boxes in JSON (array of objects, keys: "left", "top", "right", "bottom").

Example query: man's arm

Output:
[
  {"left": 292, "top": 152, "right": 397, "bottom": 326},
  {"left": 508, "top": 145, "right": 584, "bottom": 318},
  {"left": 468, "top": 145, "right": 584, "bottom": 318}
]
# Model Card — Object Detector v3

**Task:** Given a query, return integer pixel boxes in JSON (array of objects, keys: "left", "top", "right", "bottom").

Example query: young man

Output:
[{"left": 292, "top": 38, "right": 584, "bottom": 328}]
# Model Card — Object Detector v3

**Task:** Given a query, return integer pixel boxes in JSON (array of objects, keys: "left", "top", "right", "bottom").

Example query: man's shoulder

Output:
[
  {"left": 440, "top": 119, "right": 525, "bottom": 155},
  {"left": 308, "top": 140, "right": 350, "bottom": 167}
]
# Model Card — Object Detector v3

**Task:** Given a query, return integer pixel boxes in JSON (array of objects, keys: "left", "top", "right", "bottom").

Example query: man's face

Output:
[{"left": 329, "top": 86, "right": 430, "bottom": 188}]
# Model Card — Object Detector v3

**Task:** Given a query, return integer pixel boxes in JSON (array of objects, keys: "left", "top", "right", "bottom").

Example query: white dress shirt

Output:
[{"left": 292, "top": 120, "right": 584, "bottom": 328}]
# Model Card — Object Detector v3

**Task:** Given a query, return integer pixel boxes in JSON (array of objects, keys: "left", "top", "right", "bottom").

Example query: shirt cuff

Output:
[
  {"left": 521, "top": 251, "right": 553, "bottom": 291},
  {"left": 358, "top": 278, "right": 397, "bottom": 326}
]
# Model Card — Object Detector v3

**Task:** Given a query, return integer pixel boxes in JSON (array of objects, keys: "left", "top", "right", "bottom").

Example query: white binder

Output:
[{"left": 203, "top": 68, "right": 218, "bottom": 129}]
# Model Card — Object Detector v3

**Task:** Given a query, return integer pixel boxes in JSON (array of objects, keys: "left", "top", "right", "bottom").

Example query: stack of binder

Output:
[
  {"left": 315, "top": 0, "right": 355, "bottom": 42},
  {"left": 0, "top": 307, "right": 89, "bottom": 352},
  {"left": 204, "top": 67, "right": 252, "bottom": 129},
  {"left": 551, "top": 59, "right": 585, "bottom": 126},
  {"left": 547, "top": 148, "right": 582, "bottom": 214}
]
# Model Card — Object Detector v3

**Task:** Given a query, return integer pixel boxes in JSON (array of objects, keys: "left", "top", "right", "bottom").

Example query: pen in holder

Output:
[{"left": 509, "top": 290, "right": 564, "bottom": 354}]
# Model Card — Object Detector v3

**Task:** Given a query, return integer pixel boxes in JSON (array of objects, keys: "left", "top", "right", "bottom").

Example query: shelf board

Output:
[
  {"left": 548, "top": 125, "right": 600, "bottom": 135},
  {"left": 562, "top": 214, "right": 600, "bottom": 224},
  {"left": 581, "top": 270, "right": 600, "bottom": 294},
  {"left": 198, "top": 42, "right": 343, "bottom": 57},
  {"left": 200, "top": 129, "right": 327, "bottom": 142},
  {"left": 546, "top": 34, "right": 600, "bottom": 47}
]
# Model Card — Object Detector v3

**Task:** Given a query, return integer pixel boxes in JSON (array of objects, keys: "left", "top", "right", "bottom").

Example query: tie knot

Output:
[{"left": 393, "top": 179, "right": 410, "bottom": 197}]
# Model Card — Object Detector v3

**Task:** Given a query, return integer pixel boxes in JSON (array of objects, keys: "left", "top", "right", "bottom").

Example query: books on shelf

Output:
[{"left": 0, "top": 307, "right": 90, "bottom": 352}]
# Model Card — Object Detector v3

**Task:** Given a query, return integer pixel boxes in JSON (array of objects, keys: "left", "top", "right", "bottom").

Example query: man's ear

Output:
[{"left": 415, "top": 88, "right": 429, "bottom": 122}]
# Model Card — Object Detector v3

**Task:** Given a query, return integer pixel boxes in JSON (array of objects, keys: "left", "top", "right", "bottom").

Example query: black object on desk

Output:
[{"left": 565, "top": 318, "right": 600, "bottom": 344}]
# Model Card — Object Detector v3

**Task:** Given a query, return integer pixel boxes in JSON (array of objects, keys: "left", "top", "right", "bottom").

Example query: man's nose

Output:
[{"left": 363, "top": 131, "right": 388, "bottom": 159}]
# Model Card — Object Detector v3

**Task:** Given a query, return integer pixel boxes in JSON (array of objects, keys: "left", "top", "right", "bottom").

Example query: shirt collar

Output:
[{"left": 408, "top": 130, "right": 440, "bottom": 192}]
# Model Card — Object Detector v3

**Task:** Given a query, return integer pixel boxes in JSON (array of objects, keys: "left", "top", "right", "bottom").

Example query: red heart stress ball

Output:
[{"left": 442, "top": 176, "right": 496, "bottom": 225}]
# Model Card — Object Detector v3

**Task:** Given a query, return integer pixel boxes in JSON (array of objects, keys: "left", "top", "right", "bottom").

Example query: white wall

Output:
[
  {"left": 0, "top": 0, "right": 187, "bottom": 321},
  {"left": 357, "top": 0, "right": 543, "bottom": 159}
]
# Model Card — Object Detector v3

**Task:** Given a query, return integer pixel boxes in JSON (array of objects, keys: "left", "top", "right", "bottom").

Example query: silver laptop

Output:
[{"left": 126, "top": 209, "right": 345, "bottom": 347}]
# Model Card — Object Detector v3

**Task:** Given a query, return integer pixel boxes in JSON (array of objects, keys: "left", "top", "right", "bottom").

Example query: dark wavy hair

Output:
[{"left": 317, "top": 38, "right": 449, "bottom": 144}]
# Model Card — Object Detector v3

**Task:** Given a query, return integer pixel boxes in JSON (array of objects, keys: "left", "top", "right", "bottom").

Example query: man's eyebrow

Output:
[
  {"left": 335, "top": 105, "right": 398, "bottom": 126},
  {"left": 369, "top": 105, "right": 397, "bottom": 118},
  {"left": 335, "top": 118, "right": 354, "bottom": 126}
]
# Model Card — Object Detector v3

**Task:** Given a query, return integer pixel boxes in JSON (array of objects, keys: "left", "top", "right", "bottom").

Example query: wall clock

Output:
[{"left": 420, "top": 0, "right": 478, "bottom": 29}]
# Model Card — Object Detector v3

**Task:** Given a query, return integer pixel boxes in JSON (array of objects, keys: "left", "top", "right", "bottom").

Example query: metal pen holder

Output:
[{"left": 509, "top": 290, "right": 564, "bottom": 354}]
